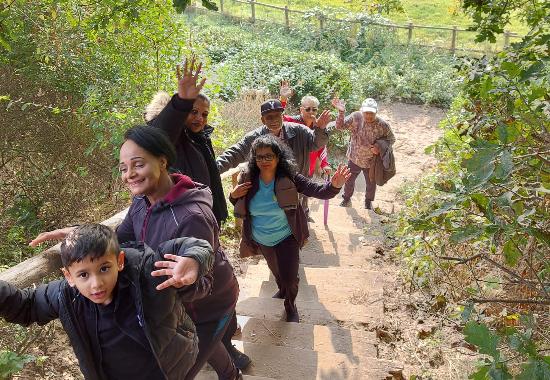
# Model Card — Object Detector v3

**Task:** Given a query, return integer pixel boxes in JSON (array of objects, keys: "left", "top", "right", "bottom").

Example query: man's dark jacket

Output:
[{"left": 0, "top": 238, "right": 214, "bottom": 380}]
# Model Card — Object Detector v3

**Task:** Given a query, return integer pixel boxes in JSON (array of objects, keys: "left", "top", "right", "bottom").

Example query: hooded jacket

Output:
[
  {"left": 0, "top": 239, "right": 213, "bottom": 380},
  {"left": 116, "top": 173, "right": 238, "bottom": 324},
  {"left": 147, "top": 94, "right": 228, "bottom": 226},
  {"left": 230, "top": 171, "right": 340, "bottom": 257}
]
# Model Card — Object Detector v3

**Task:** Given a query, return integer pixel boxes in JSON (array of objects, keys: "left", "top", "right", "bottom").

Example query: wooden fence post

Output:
[
  {"left": 250, "top": 0, "right": 256, "bottom": 23},
  {"left": 284, "top": 5, "right": 290, "bottom": 30},
  {"left": 220, "top": 0, "right": 224, "bottom": 14},
  {"left": 450, "top": 26, "right": 457, "bottom": 54},
  {"left": 504, "top": 30, "right": 510, "bottom": 49},
  {"left": 407, "top": 22, "right": 413, "bottom": 45}
]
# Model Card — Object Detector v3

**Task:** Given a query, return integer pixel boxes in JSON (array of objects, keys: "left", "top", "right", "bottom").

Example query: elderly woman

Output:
[{"left": 229, "top": 135, "right": 350, "bottom": 322}]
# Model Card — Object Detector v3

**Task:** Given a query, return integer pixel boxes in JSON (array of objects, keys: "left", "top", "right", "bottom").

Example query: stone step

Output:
[
  {"left": 244, "top": 264, "right": 381, "bottom": 285},
  {"left": 232, "top": 340, "right": 402, "bottom": 380},
  {"left": 236, "top": 297, "right": 383, "bottom": 327},
  {"left": 308, "top": 202, "right": 373, "bottom": 230},
  {"left": 234, "top": 315, "right": 378, "bottom": 357},
  {"left": 195, "top": 373, "right": 274, "bottom": 380},
  {"left": 239, "top": 278, "right": 382, "bottom": 304}
]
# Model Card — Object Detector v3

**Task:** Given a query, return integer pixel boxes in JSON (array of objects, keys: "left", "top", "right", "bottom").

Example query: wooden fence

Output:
[{"left": 191, "top": 0, "right": 521, "bottom": 55}]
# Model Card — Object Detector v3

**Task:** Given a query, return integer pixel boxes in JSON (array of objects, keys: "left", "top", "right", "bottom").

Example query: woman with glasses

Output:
[{"left": 229, "top": 134, "right": 350, "bottom": 322}]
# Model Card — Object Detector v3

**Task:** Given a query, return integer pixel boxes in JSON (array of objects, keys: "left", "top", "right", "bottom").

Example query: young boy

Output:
[{"left": 0, "top": 223, "right": 214, "bottom": 380}]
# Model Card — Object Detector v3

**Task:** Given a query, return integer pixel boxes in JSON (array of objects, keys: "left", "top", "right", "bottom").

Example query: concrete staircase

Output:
[{"left": 200, "top": 193, "right": 403, "bottom": 380}]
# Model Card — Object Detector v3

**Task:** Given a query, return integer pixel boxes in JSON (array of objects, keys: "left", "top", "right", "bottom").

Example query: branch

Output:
[
  {"left": 436, "top": 253, "right": 483, "bottom": 264},
  {"left": 470, "top": 298, "right": 550, "bottom": 305}
]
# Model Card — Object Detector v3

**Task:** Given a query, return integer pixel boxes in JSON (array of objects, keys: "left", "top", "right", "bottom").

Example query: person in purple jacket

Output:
[
  {"left": 31, "top": 126, "right": 242, "bottom": 380},
  {"left": 229, "top": 135, "right": 351, "bottom": 322}
]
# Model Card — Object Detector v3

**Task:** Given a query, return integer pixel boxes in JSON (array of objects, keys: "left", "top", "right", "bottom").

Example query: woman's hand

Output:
[
  {"left": 330, "top": 164, "right": 351, "bottom": 188},
  {"left": 29, "top": 226, "right": 76, "bottom": 247},
  {"left": 279, "top": 80, "right": 294, "bottom": 101},
  {"left": 152, "top": 254, "right": 200, "bottom": 290},
  {"left": 231, "top": 182, "right": 252, "bottom": 199},
  {"left": 331, "top": 97, "right": 346, "bottom": 113},
  {"left": 177, "top": 55, "right": 206, "bottom": 100}
]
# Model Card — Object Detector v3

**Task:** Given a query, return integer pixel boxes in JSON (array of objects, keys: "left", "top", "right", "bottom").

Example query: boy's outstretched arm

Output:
[
  {"left": 0, "top": 280, "right": 62, "bottom": 326},
  {"left": 151, "top": 238, "right": 214, "bottom": 301}
]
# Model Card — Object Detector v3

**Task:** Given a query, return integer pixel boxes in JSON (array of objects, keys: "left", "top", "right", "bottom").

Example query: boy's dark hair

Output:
[
  {"left": 60, "top": 224, "right": 120, "bottom": 268},
  {"left": 124, "top": 125, "right": 177, "bottom": 168},
  {"left": 247, "top": 134, "right": 297, "bottom": 180},
  {"left": 196, "top": 93, "right": 210, "bottom": 104}
]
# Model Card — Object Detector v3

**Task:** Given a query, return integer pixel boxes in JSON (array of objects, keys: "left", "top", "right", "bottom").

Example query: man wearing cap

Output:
[
  {"left": 330, "top": 97, "right": 395, "bottom": 209},
  {"left": 216, "top": 99, "right": 330, "bottom": 177}
]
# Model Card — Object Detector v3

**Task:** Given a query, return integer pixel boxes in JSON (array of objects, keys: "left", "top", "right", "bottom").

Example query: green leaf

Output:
[
  {"left": 488, "top": 364, "right": 512, "bottom": 380},
  {"left": 480, "top": 76, "right": 493, "bottom": 98},
  {"left": 502, "top": 239, "right": 521, "bottom": 266},
  {"left": 501, "top": 61, "right": 520, "bottom": 77},
  {"left": 517, "top": 358, "right": 550, "bottom": 380},
  {"left": 471, "top": 193, "right": 489, "bottom": 213},
  {"left": 463, "top": 147, "right": 499, "bottom": 188},
  {"left": 461, "top": 302, "right": 475, "bottom": 322},
  {"left": 520, "top": 62, "right": 544, "bottom": 81},
  {"left": 0, "top": 351, "right": 35, "bottom": 378},
  {"left": 464, "top": 321, "right": 500, "bottom": 358},
  {"left": 450, "top": 225, "right": 483, "bottom": 244},
  {"left": 469, "top": 365, "right": 490, "bottom": 380},
  {"left": 494, "top": 149, "right": 513, "bottom": 181}
]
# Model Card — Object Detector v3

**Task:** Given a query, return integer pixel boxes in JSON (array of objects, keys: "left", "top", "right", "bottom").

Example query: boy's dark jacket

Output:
[{"left": 0, "top": 238, "right": 214, "bottom": 380}]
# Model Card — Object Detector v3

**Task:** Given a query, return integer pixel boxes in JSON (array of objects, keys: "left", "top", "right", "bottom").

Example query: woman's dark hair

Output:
[
  {"left": 123, "top": 125, "right": 177, "bottom": 168},
  {"left": 247, "top": 134, "right": 297, "bottom": 180}
]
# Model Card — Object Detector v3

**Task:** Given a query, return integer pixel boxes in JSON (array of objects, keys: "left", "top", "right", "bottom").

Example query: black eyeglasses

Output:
[
  {"left": 304, "top": 107, "right": 318, "bottom": 112},
  {"left": 255, "top": 153, "right": 276, "bottom": 162}
]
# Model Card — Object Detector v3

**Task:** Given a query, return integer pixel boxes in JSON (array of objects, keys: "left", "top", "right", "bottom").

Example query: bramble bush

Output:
[{"left": 394, "top": 1, "right": 549, "bottom": 378}]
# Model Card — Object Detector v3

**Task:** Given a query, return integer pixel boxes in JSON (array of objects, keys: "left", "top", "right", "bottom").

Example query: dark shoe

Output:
[
  {"left": 286, "top": 309, "right": 300, "bottom": 323},
  {"left": 339, "top": 198, "right": 351, "bottom": 207},
  {"left": 364, "top": 200, "right": 372, "bottom": 209},
  {"left": 228, "top": 344, "right": 251, "bottom": 370},
  {"left": 272, "top": 290, "right": 284, "bottom": 299},
  {"left": 233, "top": 368, "right": 244, "bottom": 380}
]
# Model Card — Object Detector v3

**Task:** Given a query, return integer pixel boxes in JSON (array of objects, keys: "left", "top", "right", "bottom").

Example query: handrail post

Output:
[
  {"left": 220, "top": 0, "right": 224, "bottom": 14},
  {"left": 407, "top": 22, "right": 413, "bottom": 45},
  {"left": 250, "top": 0, "right": 256, "bottom": 23},
  {"left": 450, "top": 26, "right": 457, "bottom": 54},
  {"left": 319, "top": 14, "right": 324, "bottom": 32},
  {"left": 284, "top": 5, "right": 290, "bottom": 30},
  {"left": 504, "top": 30, "right": 510, "bottom": 49}
]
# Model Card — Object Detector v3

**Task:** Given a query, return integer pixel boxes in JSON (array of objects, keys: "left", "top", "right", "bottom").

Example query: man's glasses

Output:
[
  {"left": 255, "top": 153, "right": 276, "bottom": 162},
  {"left": 304, "top": 107, "right": 318, "bottom": 112}
]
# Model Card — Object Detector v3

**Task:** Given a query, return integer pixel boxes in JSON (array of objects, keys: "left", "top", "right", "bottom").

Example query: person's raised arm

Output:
[
  {"left": 150, "top": 56, "right": 206, "bottom": 141},
  {"left": 279, "top": 80, "right": 294, "bottom": 108},
  {"left": 29, "top": 226, "right": 76, "bottom": 247},
  {"left": 330, "top": 98, "right": 357, "bottom": 131}
]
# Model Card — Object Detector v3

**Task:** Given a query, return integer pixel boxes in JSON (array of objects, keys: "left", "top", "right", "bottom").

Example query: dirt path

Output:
[{"left": 13, "top": 102, "right": 457, "bottom": 379}]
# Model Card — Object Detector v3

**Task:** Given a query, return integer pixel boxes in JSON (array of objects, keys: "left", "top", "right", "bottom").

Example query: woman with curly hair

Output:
[{"left": 229, "top": 134, "right": 350, "bottom": 322}]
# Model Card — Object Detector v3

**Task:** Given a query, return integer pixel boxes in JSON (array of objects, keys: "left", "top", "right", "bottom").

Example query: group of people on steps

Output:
[{"left": 0, "top": 56, "right": 395, "bottom": 380}]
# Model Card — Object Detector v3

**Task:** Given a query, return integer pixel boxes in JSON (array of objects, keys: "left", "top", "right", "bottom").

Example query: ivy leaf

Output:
[
  {"left": 450, "top": 225, "right": 483, "bottom": 244},
  {"left": 502, "top": 239, "right": 521, "bottom": 266},
  {"left": 516, "top": 358, "right": 550, "bottom": 380},
  {"left": 464, "top": 321, "right": 500, "bottom": 358},
  {"left": 470, "top": 365, "right": 490, "bottom": 380},
  {"left": 463, "top": 147, "right": 499, "bottom": 188}
]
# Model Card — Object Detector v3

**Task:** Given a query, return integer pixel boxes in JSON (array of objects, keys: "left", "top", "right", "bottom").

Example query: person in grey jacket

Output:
[
  {"left": 1, "top": 224, "right": 213, "bottom": 380},
  {"left": 216, "top": 99, "right": 331, "bottom": 177}
]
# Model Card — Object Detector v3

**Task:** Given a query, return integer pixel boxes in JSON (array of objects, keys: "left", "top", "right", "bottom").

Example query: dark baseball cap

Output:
[{"left": 260, "top": 99, "right": 284, "bottom": 115}]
